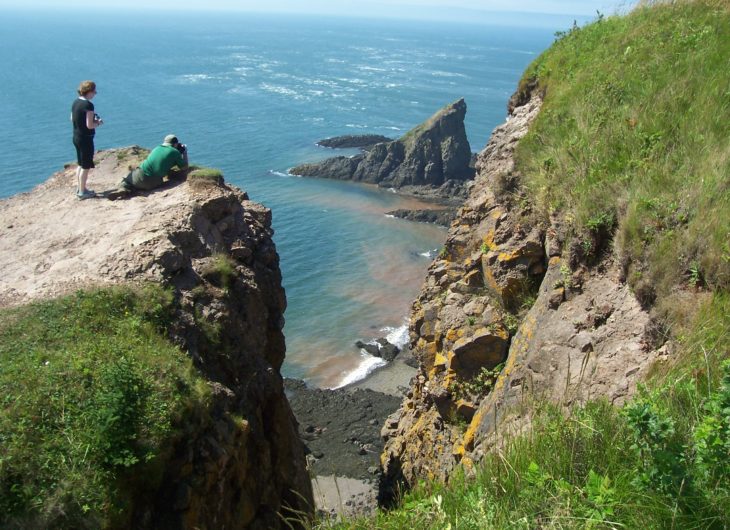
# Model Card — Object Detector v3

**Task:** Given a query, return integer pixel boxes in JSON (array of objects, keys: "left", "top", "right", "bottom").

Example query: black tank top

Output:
[{"left": 71, "top": 98, "right": 95, "bottom": 138}]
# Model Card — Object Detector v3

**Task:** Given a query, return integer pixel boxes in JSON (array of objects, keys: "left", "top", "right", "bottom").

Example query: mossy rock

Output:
[{"left": 188, "top": 167, "right": 225, "bottom": 188}]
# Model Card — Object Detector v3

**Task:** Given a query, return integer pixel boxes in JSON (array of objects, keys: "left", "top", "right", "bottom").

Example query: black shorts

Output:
[{"left": 73, "top": 135, "right": 95, "bottom": 169}]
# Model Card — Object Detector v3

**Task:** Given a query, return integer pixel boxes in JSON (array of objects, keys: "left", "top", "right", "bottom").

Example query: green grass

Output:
[
  {"left": 317, "top": 2, "right": 730, "bottom": 528},
  {"left": 515, "top": 0, "right": 730, "bottom": 306},
  {"left": 188, "top": 166, "right": 225, "bottom": 186},
  {"left": 0, "top": 286, "right": 208, "bottom": 529}
]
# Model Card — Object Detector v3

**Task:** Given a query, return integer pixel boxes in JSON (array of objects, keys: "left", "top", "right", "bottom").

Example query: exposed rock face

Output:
[
  {"left": 0, "top": 149, "right": 313, "bottom": 529},
  {"left": 379, "top": 89, "right": 664, "bottom": 493},
  {"left": 291, "top": 99, "right": 474, "bottom": 194}
]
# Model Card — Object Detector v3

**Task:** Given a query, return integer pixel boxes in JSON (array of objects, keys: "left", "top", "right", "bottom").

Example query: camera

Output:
[
  {"left": 94, "top": 113, "right": 102, "bottom": 122},
  {"left": 176, "top": 143, "right": 187, "bottom": 155}
]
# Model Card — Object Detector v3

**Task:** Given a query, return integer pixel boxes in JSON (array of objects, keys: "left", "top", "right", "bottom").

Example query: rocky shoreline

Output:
[{"left": 285, "top": 344, "right": 418, "bottom": 519}]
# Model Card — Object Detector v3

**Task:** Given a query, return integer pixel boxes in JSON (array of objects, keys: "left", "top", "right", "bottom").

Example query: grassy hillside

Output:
[
  {"left": 0, "top": 286, "right": 209, "bottom": 529},
  {"left": 517, "top": 0, "right": 729, "bottom": 311},
  {"left": 320, "top": 1, "right": 730, "bottom": 528}
]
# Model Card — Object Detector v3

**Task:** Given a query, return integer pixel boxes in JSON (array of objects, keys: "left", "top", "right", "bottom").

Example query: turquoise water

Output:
[{"left": 0, "top": 9, "right": 557, "bottom": 387}]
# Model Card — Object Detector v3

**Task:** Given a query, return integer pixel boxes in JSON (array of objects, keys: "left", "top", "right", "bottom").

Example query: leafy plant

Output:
[
  {"left": 581, "top": 470, "right": 617, "bottom": 526},
  {"left": 624, "top": 398, "right": 687, "bottom": 495},
  {"left": 502, "top": 313, "right": 519, "bottom": 335},
  {"left": 93, "top": 357, "right": 152, "bottom": 468},
  {"left": 693, "top": 360, "right": 730, "bottom": 489},
  {"left": 449, "top": 364, "right": 504, "bottom": 401},
  {"left": 689, "top": 260, "right": 703, "bottom": 288}
]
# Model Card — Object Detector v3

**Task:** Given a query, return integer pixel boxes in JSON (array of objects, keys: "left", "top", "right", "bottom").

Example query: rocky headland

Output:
[
  {"left": 0, "top": 149, "right": 313, "bottom": 529},
  {"left": 291, "top": 98, "right": 475, "bottom": 206}
]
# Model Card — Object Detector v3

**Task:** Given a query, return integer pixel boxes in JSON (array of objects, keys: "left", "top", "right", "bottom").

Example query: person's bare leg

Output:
[{"left": 77, "top": 167, "right": 90, "bottom": 193}]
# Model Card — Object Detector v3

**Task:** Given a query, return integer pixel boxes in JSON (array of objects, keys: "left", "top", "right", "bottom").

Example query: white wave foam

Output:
[
  {"left": 381, "top": 324, "right": 409, "bottom": 349},
  {"left": 384, "top": 214, "right": 396, "bottom": 219},
  {"left": 259, "top": 83, "right": 307, "bottom": 101},
  {"left": 345, "top": 124, "right": 368, "bottom": 129},
  {"left": 430, "top": 70, "right": 468, "bottom": 78},
  {"left": 337, "top": 77, "right": 368, "bottom": 86},
  {"left": 357, "top": 65, "right": 387, "bottom": 73},
  {"left": 268, "top": 170, "right": 290, "bottom": 177},
  {"left": 177, "top": 74, "right": 216, "bottom": 84},
  {"left": 384, "top": 126, "right": 402, "bottom": 131},
  {"left": 332, "top": 353, "right": 387, "bottom": 389},
  {"left": 419, "top": 248, "right": 439, "bottom": 259}
]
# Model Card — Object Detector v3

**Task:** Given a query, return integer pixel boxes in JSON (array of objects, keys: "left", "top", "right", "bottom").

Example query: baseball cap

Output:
[{"left": 163, "top": 134, "right": 178, "bottom": 145}]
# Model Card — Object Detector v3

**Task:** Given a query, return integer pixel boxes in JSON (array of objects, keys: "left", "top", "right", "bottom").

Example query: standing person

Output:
[{"left": 71, "top": 80, "right": 103, "bottom": 199}]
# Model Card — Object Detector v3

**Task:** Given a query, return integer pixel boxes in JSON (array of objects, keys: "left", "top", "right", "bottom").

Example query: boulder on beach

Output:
[{"left": 355, "top": 338, "right": 401, "bottom": 362}]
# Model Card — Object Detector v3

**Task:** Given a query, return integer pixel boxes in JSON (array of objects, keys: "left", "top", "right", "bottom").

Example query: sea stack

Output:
[{"left": 291, "top": 98, "right": 474, "bottom": 190}]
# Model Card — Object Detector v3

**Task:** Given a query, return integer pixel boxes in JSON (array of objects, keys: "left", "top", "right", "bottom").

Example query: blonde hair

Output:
[{"left": 77, "top": 80, "right": 96, "bottom": 97}]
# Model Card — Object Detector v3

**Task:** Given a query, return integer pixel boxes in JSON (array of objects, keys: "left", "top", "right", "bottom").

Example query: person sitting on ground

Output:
[{"left": 108, "top": 134, "right": 188, "bottom": 199}]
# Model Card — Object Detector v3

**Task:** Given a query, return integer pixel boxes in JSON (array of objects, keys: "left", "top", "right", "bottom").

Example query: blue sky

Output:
[{"left": 0, "top": 0, "right": 636, "bottom": 18}]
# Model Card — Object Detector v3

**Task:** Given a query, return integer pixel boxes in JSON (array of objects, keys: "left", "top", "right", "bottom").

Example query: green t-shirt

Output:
[{"left": 137, "top": 145, "right": 184, "bottom": 187}]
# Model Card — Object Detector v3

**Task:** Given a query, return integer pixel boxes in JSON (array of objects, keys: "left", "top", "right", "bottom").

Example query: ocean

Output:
[{"left": 0, "top": 8, "right": 560, "bottom": 388}]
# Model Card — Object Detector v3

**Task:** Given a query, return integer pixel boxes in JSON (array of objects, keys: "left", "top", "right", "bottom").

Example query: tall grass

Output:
[{"left": 516, "top": 0, "right": 730, "bottom": 309}]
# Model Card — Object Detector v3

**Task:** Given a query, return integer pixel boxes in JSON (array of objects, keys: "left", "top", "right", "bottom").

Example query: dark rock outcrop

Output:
[
  {"left": 386, "top": 208, "right": 456, "bottom": 227},
  {"left": 355, "top": 338, "right": 400, "bottom": 362},
  {"left": 317, "top": 134, "right": 393, "bottom": 150},
  {"left": 291, "top": 99, "right": 474, "bottom": 195}
]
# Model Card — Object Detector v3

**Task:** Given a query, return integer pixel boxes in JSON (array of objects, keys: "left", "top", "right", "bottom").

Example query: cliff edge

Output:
[{"left": 0, "top": 148, "right": 313, "bottom": 529}]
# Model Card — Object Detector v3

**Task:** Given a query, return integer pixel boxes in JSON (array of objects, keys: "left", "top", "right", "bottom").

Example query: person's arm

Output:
[
  {"left": 85, "top": 110, "right": 102, "bottom": 129},
  {"left": 181, "top": 150, "right": 189, "bottom": 169}
]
